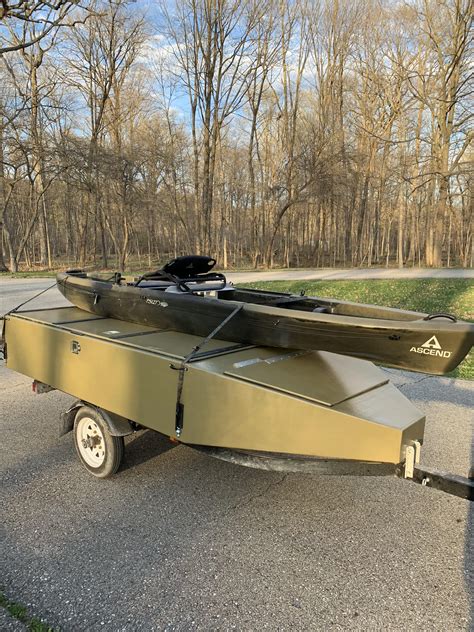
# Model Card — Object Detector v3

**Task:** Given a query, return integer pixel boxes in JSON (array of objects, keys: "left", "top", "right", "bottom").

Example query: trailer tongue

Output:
[{"left": 1, "top": 306, "right": 472, "bottom": 500}]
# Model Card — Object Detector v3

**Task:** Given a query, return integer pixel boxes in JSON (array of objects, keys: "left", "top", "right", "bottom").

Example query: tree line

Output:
[{"left": 1, "top": 0, "right": 472, "bottom": 272}]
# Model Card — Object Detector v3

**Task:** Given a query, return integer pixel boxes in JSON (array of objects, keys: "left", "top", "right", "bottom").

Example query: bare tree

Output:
[
  {"left": 161, "top": 0, "right": 265, "bottom": 252},
  {"left": 2, "top": 0, "right": 472, "bottom": 272},
  {"left": 262, "top": 0, "right": 312, "bottom": 266},
  {"left": 63, "top": 0, "right": 145, "bottom": 268},
  {"left": 0, "top": 0, "right": 90, "bottom": 54},
  {"left": 405, "top": 0, "right": 473, "bottom": 266}
]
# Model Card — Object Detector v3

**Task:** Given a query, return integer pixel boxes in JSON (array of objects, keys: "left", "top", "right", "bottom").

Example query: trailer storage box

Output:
[{"left": 3, "top": 306, "right": 425, "bottom": 466}]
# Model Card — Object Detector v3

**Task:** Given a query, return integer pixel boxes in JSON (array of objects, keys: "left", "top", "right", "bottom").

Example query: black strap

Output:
[
  {"left": 5, "top": 280, "right": 58, "bottom": 316},
  {"left": 170, "top": 304, "right": 244, "bottom": 436},
  {"left": 2, "top": 280, "right": 59, "bottom": 358}
]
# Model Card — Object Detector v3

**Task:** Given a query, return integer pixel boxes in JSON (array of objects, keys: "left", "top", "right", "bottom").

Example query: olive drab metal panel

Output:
[{"left": 4, "top": 307, "right": 425, "bottom": 464}]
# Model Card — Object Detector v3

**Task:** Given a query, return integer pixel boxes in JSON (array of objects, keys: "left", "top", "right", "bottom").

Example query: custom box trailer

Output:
[{"left": 1, "top": 306, "right": 472, "bottom": 500}]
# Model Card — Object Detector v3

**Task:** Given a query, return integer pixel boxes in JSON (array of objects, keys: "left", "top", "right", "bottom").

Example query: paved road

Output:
[
  {"left": 0, "top": 285, "right": 473, "bottom": 630},
  {"left": 0, "top": 278, "right": 70, "bottom": 315},
  {"left": 1, "top": 268, "right": 473, "bottom": 315},
  {"left": 227, "top": 267, "right": 474, "bottom": 282}
]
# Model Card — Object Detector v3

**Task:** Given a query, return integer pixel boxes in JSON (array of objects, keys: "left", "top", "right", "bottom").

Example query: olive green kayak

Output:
[{"left": 57, "top": 257, "right": 473, "bottom": 375}]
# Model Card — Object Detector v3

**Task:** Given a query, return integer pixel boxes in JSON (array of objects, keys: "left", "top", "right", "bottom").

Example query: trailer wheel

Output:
[{"left": 73, "top": 407, "right": 124, "bottom": 478}]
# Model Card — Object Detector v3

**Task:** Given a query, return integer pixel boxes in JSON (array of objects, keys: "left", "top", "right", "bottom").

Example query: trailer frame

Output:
[{"left": 1, "top": 306, "right": 472, "bottom": 500}]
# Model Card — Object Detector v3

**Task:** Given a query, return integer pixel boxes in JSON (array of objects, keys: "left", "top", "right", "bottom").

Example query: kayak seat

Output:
[
  {"left": 135, "top": 255, "right": 226, "bottom": 293},
  {"left": 313, "top": 306, "right": 330, "bottom": 313},
  {"left": 162, "top": 255, "right": 217, "bottom": 278}
]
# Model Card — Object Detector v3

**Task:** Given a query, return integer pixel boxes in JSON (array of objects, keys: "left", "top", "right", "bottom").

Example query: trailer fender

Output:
[
  {"left": 60, "top": 402, "right": 81, "bottom": 437},
  {"left": 59, "top": 402, "right": 134, "bottom": 438}
]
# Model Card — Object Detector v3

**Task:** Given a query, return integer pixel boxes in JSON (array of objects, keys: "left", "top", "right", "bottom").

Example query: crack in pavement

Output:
[
  {"left": 398, "top": 375, "right": 436, "bottom": 391},
  {"left": 226, "top": 473, "right": 289, "bottom": 513}
]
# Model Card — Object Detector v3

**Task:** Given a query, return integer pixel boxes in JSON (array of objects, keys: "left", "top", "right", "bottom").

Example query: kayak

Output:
[{"left": 56, "top": 256, "right": 473, "bottom": 375}]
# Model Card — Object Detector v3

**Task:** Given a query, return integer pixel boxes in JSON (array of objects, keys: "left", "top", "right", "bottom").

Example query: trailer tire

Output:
[{"left": 73, "top": 407, "right": 124, "bottom": 478}]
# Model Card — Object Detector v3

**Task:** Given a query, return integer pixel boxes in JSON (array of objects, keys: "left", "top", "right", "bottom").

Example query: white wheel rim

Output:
[{"left": 76, "top": 417, "right": 106, "bottom": 468}]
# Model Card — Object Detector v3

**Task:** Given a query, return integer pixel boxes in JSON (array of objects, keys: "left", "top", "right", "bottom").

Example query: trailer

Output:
[{"left": 1, "top": 306, "right": 472, "bottom": 500}]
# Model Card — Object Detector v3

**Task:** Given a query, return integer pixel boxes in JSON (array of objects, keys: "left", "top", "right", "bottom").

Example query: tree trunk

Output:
[{"left": 0, "top": 115, "right": 9, "bottom": 271}]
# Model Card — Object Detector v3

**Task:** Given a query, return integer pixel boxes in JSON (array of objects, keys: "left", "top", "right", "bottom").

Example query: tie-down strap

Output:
[{"left": 170, "top": 303, "right": 244, "bottom": 436}]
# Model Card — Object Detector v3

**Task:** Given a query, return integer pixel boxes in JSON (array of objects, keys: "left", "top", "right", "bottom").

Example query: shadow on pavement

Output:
[{"left": 121, "top": 430, "right": 177, "bottom": 472}]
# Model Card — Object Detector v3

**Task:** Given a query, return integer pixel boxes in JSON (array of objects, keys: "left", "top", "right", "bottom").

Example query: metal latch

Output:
[
  {"left": 404, "top": 440, "right": 422, "bottom": 478},
  {"left": 71, "top": 340, "right": 81, "bottom": 354}
]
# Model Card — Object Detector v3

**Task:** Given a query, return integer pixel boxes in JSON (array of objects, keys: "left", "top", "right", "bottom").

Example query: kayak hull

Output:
[{"left": 57, "top": 272, "right": 473, "bottom": 375}]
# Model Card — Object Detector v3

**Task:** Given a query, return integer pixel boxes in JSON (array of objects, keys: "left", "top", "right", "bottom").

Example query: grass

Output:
[
  {"left": 240, "top": 279, "right": 474, "bottom": 380},
  {"left": 0, "top": 592, "right": 57, "bottom": 632},
  {"left": 1, "top": 270, "right": 59, "bottom": 278}
]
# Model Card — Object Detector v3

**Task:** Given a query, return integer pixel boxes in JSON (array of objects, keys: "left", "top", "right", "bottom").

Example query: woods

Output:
[{"left": 0, "top": 0, "right": 472, "bottom": 272}]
